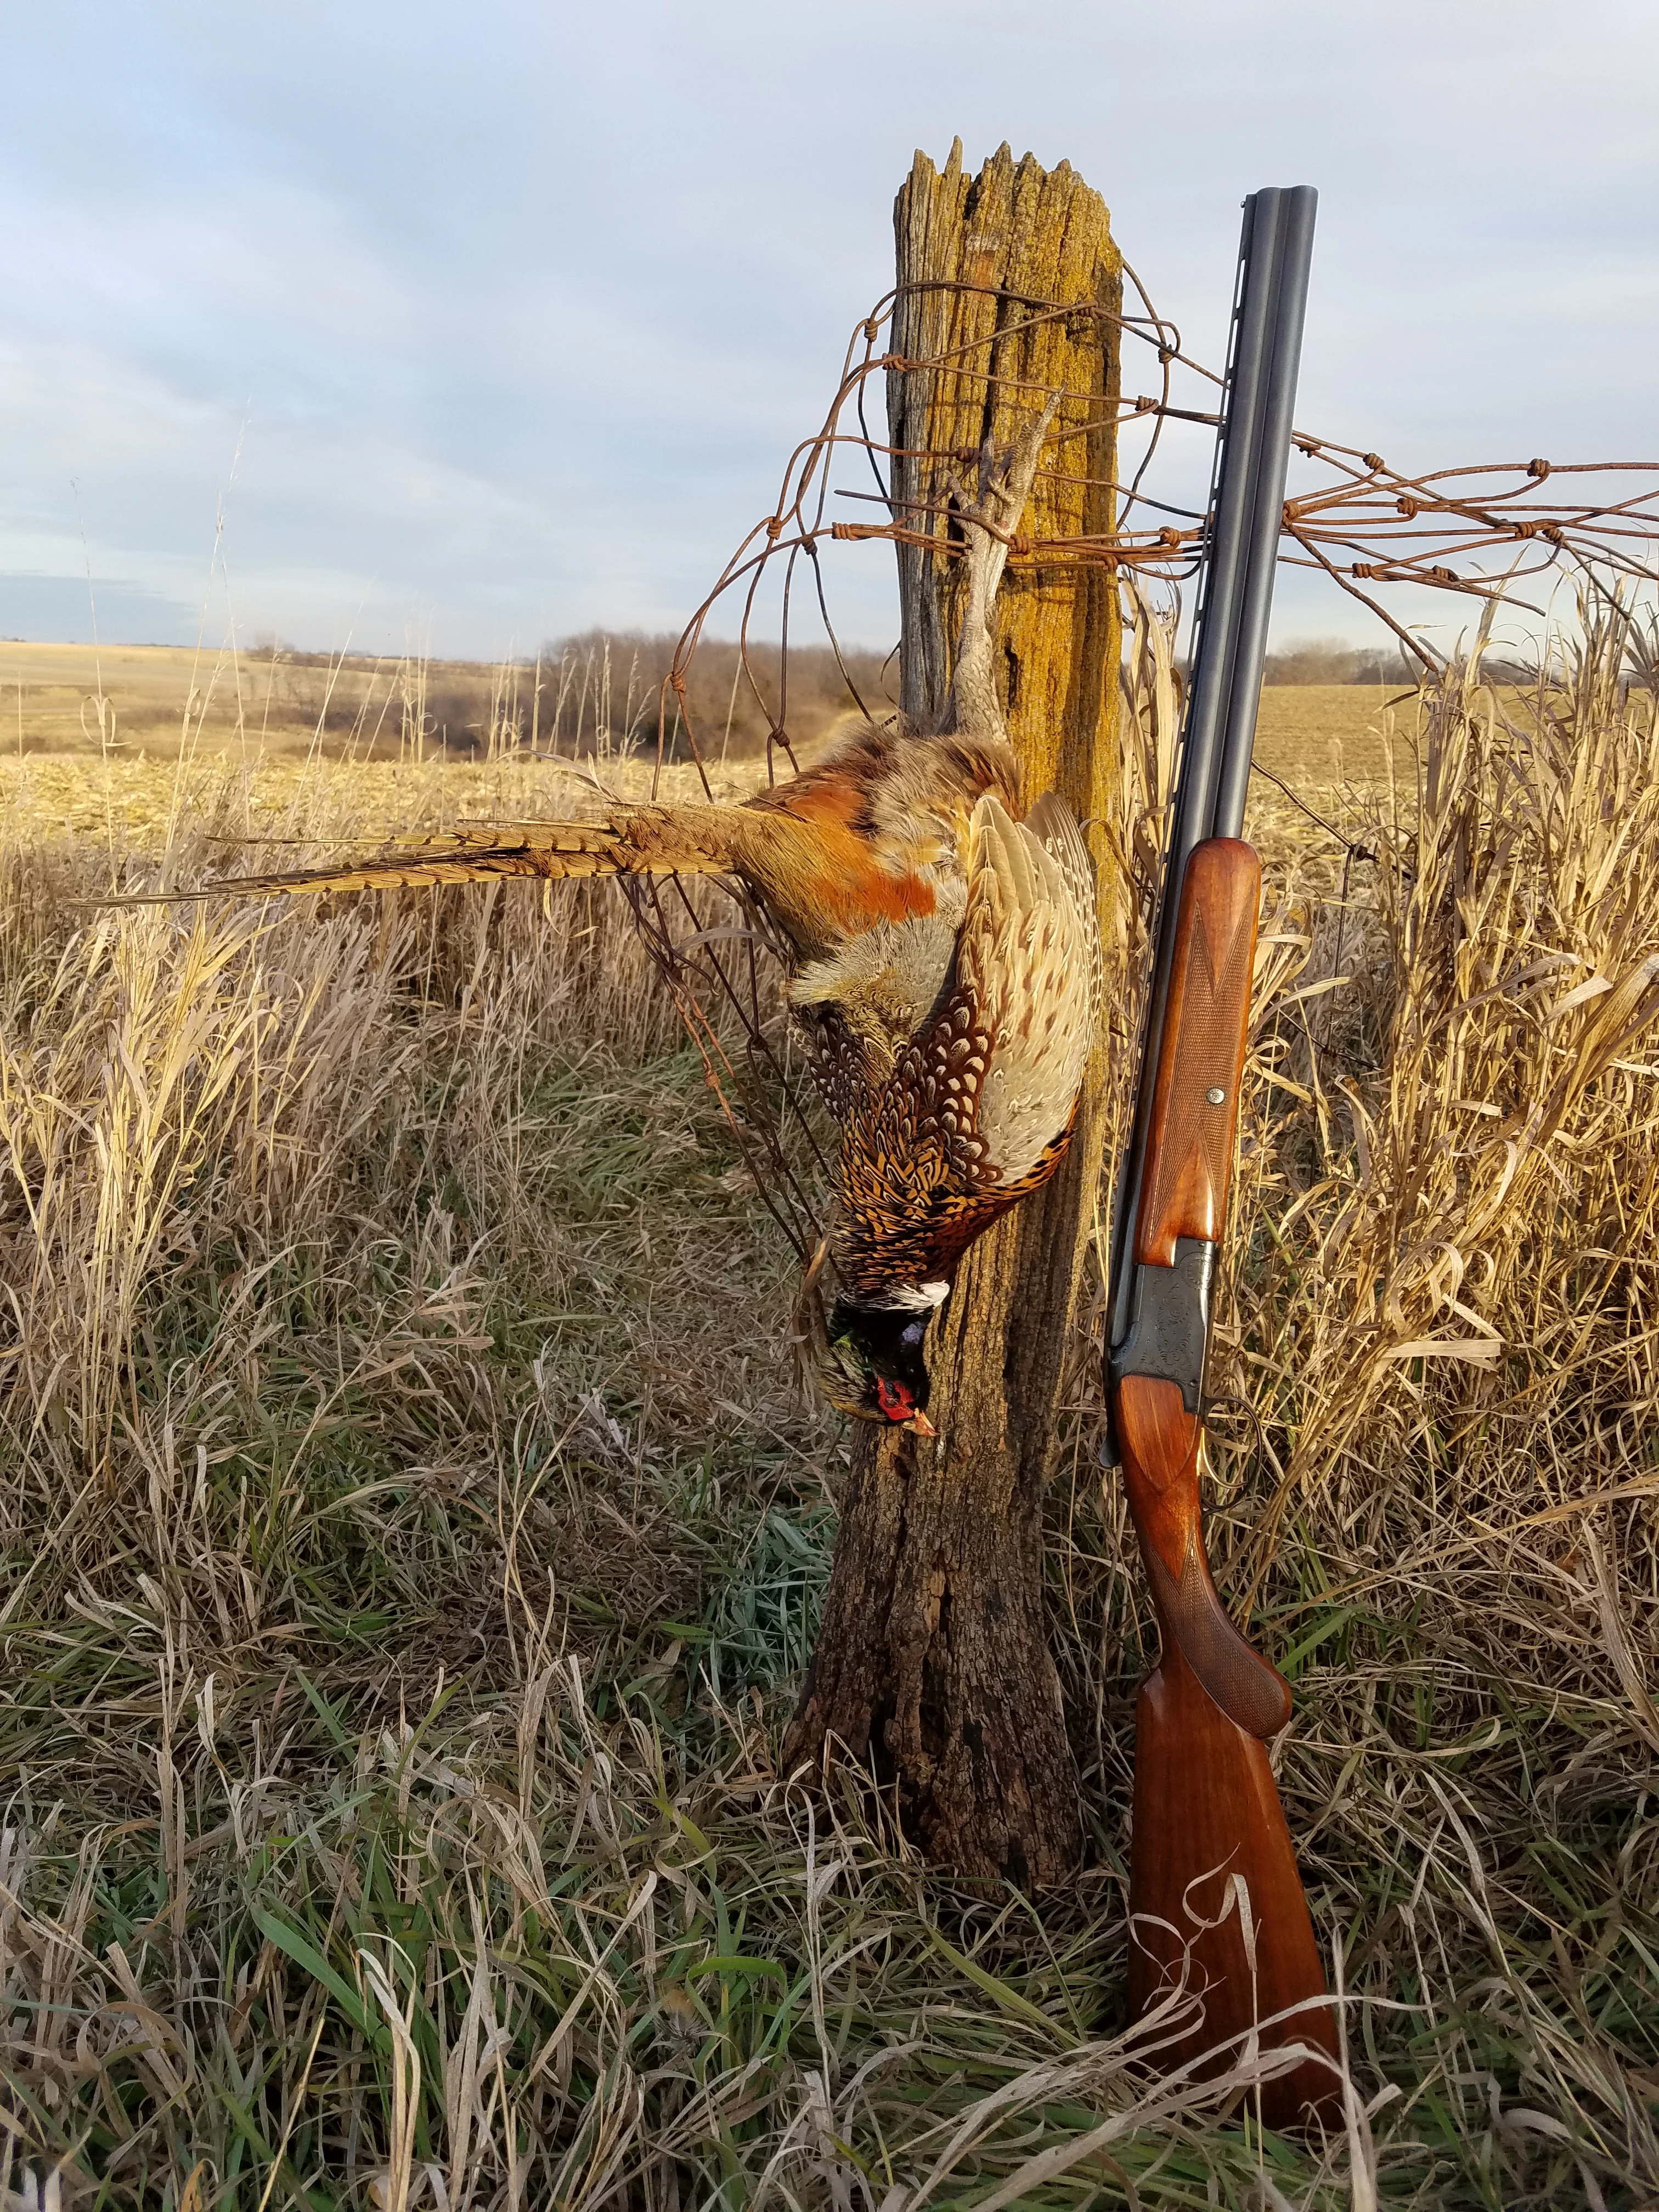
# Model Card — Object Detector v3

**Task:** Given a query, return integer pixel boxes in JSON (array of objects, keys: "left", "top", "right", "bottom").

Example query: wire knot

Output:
[{"left": 1527, "top": 457, "right": 1551, "bottom": 480}]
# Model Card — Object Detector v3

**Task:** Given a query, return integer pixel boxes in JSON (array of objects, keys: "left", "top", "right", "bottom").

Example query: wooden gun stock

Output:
[{"left": 1113, "top": 839, "right": 1341, "bottom": 2128}]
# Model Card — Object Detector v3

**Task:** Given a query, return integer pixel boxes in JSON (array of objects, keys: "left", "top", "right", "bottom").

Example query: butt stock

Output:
[
  {"left": 1113, "top": 1373, "right": 1290, "bottom": 1739},
  {"left": 1127, "top": 1641, "right": 1341, "bottom": 2129}
]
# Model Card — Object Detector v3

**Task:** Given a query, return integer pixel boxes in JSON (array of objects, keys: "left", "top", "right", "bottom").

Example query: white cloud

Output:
[{"left": 1, "top": 0, "right": 1653, "bottom": 654}]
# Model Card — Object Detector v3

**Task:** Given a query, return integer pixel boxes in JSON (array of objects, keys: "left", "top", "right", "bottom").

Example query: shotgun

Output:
[{"left": 1104, "top": 185, "right": 1342, "bottom": 2128}]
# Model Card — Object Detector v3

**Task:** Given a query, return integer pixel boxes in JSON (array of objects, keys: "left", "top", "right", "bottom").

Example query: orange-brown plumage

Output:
[
  {"left": 150, "top": 722, "right": 1018, "bottom": 965},
  {"left": 799, "top": 785, "right": 1098, "bottom": 1303}
]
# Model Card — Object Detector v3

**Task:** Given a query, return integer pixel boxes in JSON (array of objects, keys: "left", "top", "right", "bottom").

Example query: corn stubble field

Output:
[{"left": 1, "top": 620, "right": 1657, "bottom": 2210}]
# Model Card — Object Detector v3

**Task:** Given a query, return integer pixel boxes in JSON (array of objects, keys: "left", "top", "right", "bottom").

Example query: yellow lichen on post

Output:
[{"left": 889, "top": 139, "right": 1122, "bottom": 830}]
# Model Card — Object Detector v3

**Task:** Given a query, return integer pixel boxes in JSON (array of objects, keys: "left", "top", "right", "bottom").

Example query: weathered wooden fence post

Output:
[{"left": 786, "top": 142, "right": 1122, "bottom": 1884}]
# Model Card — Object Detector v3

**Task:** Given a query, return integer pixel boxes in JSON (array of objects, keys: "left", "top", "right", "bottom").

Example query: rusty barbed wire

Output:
[
  {"left": 622, "top": 259, "right": 1658, "bottom": 1266},
  {"left": 654, "top": 272, "right": 1658, "bottom": 787}
]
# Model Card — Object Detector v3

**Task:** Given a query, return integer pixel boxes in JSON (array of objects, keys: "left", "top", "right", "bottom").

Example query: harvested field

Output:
[
  {"left": 1, "top": 630, "right": 1656, "bottom": 2207},
  {"left": 0, "top": 637, "right": 1418, "bottom": 785},
  {"left": 0, "top": 635, "right": 892, "bottom": 768}
]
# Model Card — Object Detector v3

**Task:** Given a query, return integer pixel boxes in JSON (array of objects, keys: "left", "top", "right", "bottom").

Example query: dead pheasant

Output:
[
  {"left": 110, "top": 407, "right": 1099, "bottom": 1429},
  {"left": 795, "top": 776, "right": 1097, "bottom": 1429}
]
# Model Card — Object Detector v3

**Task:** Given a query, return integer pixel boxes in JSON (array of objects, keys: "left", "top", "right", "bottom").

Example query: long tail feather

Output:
[{"left": 98, "top": 810, "right": 743, "bottom": 905}]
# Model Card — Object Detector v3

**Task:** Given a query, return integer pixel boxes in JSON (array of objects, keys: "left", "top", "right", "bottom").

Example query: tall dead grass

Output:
[
  {"left": 227, "top": 634, "right": 892, "bottom": 765},
  {"left": 0, "top": 608, "right": 1655, "bottom": 2207}
]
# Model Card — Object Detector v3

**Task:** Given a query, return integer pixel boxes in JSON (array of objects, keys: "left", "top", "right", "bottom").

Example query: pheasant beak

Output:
[{"left": 907, "top": 1408, "right": 938, "bottom": 1437}]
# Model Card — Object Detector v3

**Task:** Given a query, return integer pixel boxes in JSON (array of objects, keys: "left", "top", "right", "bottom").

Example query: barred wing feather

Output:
[
  {"left": 962, "top": 791, "right": 1099, "bottom": 1187},
  {"left": 831, "top": 791, "right": 1098, "bottom": 1299}
]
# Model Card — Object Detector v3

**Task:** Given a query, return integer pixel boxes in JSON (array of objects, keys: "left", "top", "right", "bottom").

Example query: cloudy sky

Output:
[{"left": 3, "top": 0, "right": 1654, "bottom": 661}]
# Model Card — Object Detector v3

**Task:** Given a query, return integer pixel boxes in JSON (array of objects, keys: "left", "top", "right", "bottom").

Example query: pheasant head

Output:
[{"left": 819, "top": 1290, "right": 942, "bottom": 1435}]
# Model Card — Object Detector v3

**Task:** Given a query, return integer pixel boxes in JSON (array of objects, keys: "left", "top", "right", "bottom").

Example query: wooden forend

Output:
[{"left": 1134, "top": 837, "right": 1261, "bottom": 1267}]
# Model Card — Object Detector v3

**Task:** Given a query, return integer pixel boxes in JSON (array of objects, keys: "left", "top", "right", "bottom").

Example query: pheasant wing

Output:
[
  {"left": 963, "top": 789, "right": 1099, "bottom": 1186},
  {"left": 832, "top": 791, "right": 1097, "bottom": 1300}
]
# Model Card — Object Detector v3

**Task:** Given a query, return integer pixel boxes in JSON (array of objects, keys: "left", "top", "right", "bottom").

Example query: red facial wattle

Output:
[{"left": 874, "top": 1376, "right": 915, "bottom": 1423}]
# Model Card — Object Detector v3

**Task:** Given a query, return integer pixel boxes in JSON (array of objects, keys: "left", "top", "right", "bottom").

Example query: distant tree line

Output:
[
  {"left": 1260, "top": 636, "right": 1421, "bottom": 686},
  {"left": 1259, "top": 637, "right": 1544, "bottom": 687},
  {"left": 244, "top": 631, "right": 895, "bottom": 760},
  {"left": 534, "top": 629, "right": 895, "bottom": 762},
  {"left": 244, "top": 625, "right": 1544, "bottom": 763}
]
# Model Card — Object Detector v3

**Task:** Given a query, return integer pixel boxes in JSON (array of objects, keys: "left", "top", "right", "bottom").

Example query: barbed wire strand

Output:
[{"left": 604, "top": 259, "right": 1659, "bottom": 1260}]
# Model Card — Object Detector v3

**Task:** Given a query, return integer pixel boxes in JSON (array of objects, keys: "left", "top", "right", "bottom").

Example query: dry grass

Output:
[{"left": 1, "top": 616, "right": 1656, "bottom": 2208}]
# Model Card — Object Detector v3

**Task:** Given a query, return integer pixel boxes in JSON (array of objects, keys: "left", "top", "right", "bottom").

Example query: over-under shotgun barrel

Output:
[{"left": 1107, "top": 184, "right": 1318, "bottom": 1359}]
